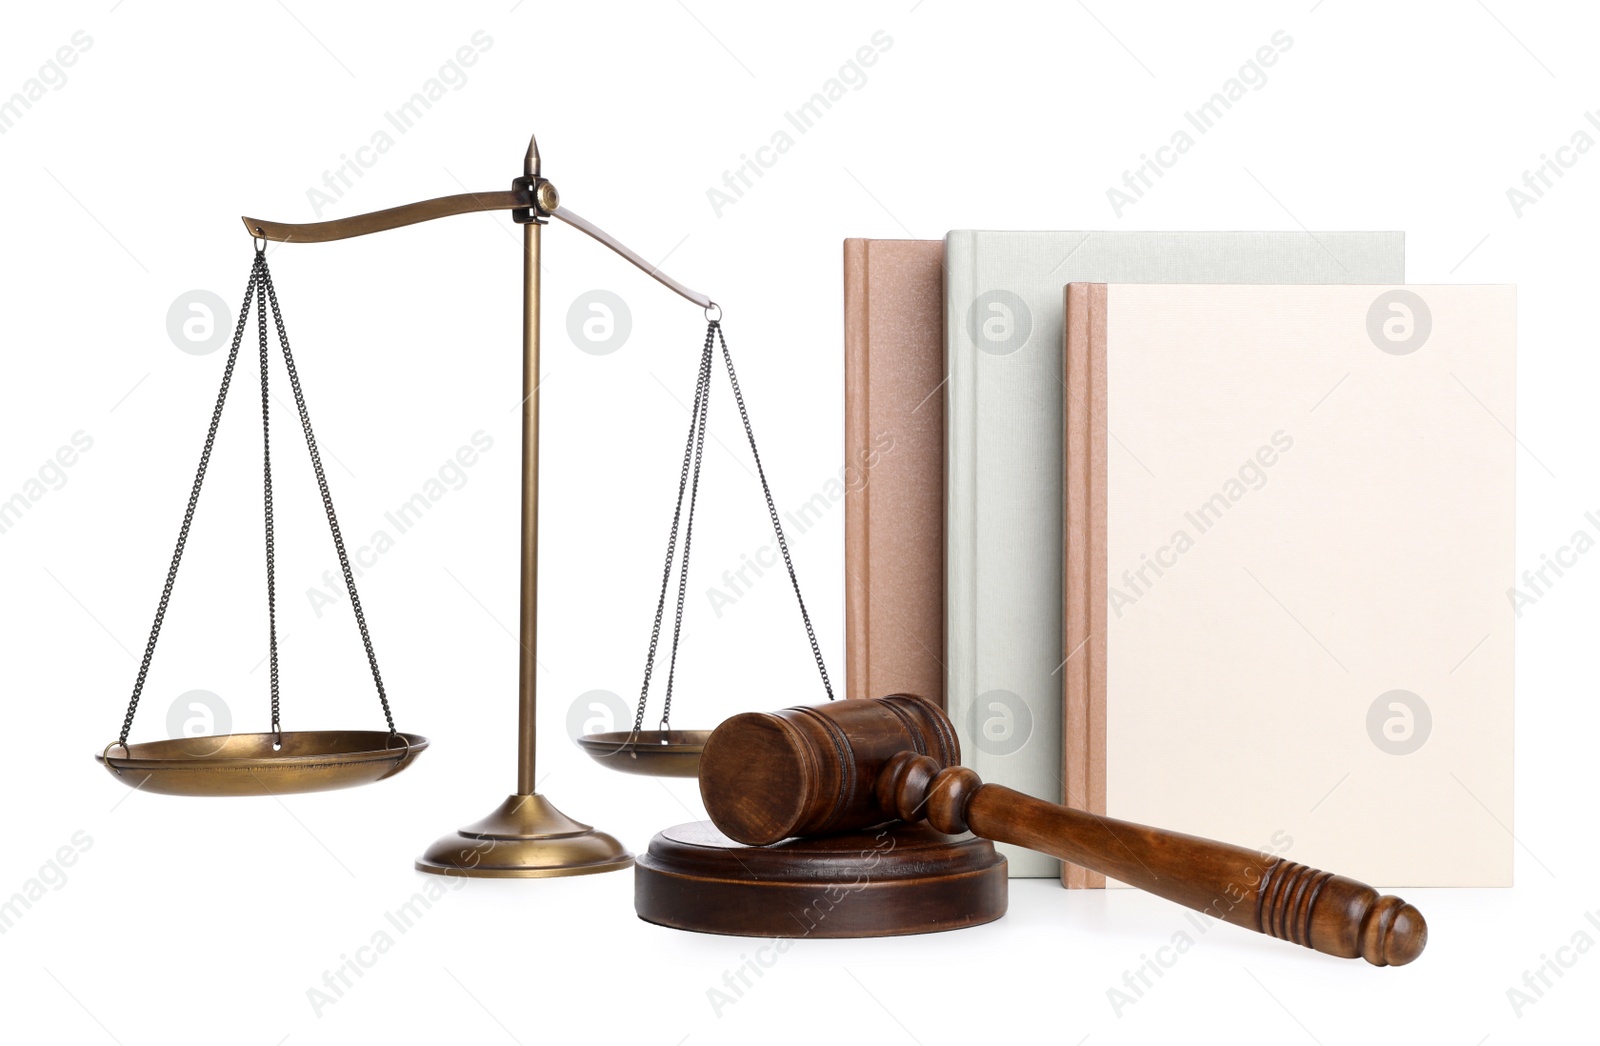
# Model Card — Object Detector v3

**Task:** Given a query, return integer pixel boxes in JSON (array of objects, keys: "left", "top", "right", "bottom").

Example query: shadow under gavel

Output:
[{"left": 698, "top": 694, "right": 1425, "bottom": 966}]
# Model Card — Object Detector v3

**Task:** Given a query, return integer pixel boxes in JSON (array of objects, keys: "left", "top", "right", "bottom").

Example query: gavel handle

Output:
[{"left": 877, "top": 753, "right": 1426, "bottom": 966}]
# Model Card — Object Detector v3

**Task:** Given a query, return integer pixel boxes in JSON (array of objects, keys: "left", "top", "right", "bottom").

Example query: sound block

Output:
[{"left": 635, "top": 820, "right": 1007, "bottom": 938}]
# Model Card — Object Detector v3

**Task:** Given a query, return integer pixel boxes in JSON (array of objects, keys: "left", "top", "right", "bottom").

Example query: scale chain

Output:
[
  {"left": 632, "top": 321, "right": 835, "bottom": 737},
  {"left": 713, "top": 323, "right": 833, "bottom": 701},
  {"left": 117, "top": 256, "right": 262, "bottom": 745},
  {"left": 658, "top": 325, "right": 715, "bottom": 729},
  {"left": 258, "top": 255, "right": 397, "bottom": 736},
  {"left": 119, "top": 255, "right": 262, "bottom": 745},
  {"left": 115, "top": 248, "right": 399, "bottom": 744},
  {"left": 633, "top": 326, "right": 715, "bottom": 734},
  {"left": 258, "top": 254, "right": 282, "bottom": 741}
]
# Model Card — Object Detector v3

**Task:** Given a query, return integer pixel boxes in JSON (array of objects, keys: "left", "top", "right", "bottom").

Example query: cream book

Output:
[
  {"left": 1064, "top": 283, "right": 1515, "bottom": 888},
  {"left": 945, "top": 231, "right": 1405, "bottom": 876}
]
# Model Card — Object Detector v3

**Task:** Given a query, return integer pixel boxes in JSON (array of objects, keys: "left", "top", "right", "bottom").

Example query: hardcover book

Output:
[
  {"left": 843, "top": 239, "right": 947, "bottom": 708},
  {"left": 945, "top": 230, "right": 1405, "bottom": 876},
  {"left": 1064, "top": 283, "right": 1515, "bottom": 888}
]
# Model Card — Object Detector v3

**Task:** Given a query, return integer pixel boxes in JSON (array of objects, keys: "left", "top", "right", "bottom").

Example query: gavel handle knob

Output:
[{"left": 876, "top": 753, "right": 1426, "bottom": 966}]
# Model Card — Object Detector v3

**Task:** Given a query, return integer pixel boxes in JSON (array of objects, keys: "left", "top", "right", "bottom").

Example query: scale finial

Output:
[{"left": 525, "top": 133, "right": 541, "bottom": 177}]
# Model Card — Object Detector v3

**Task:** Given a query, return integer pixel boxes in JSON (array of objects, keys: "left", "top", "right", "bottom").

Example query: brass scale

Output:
[{"left": 96, "top": 134, "right": 836, "bottom": 878}]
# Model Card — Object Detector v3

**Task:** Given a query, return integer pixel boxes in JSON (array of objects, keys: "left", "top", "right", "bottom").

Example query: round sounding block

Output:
[{"left": 635, "top": 820, "right": 1007, "bottom": 938}]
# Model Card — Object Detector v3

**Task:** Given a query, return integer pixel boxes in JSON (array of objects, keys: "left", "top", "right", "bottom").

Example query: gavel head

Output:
[{"left": 698, "top": 694, "right": 959, "bottom": 845}]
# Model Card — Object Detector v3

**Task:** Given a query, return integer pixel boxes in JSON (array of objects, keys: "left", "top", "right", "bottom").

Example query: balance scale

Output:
[{"left": 96, "top": 133, "right": 767, "bottom": 878}]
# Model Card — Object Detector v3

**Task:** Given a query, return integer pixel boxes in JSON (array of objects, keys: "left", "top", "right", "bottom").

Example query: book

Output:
[
  {"left": 945, "top": 231, "right": 1406, "bottom": 877},
  {"left": 843, "top": 239, "right": 947, "bottom": 707},
  {"left": 1065, "top": 283, "right": 1515, "bottom": 888}
]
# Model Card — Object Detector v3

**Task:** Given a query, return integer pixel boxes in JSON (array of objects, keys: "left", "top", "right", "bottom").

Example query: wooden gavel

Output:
[{"left": 698, "top": 694, "right": 1426, "bottom": 965}]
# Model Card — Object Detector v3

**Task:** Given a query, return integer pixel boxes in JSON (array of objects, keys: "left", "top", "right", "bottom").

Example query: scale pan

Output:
[
  {"left": 575, "top": 730, "right": 710, "bottom": 778},
  {"left": 96, "top": 730, "right": 429, "bottom": 797}
]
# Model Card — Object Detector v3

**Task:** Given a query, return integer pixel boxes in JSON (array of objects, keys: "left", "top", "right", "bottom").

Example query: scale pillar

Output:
[
  {"left": 415, "top": 137, "right": 633, "bottom": 878},
  {"left": 516, "top": 217, "right": 540, "bottom": 793}
]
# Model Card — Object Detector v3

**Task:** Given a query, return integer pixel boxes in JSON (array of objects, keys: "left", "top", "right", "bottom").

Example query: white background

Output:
[{"left": 0, "top": 1, "right": 1594, "bottom": 1042}]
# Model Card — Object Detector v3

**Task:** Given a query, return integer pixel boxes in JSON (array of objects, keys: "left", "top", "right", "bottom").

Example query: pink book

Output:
[{"left": 843, "top": 239, "right": 946, "bottom": 707}]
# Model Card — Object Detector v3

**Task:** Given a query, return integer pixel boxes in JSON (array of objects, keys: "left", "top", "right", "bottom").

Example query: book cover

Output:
[
  {"left": 843, "top": 239, "right": 947, "bottom": 708},
  {"left": 1068, "top": 283, "right": 1515, "bottom": 888}
]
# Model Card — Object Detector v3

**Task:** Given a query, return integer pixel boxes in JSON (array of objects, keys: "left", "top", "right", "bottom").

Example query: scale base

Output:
[
  {"left": 636, "top": 820, "right": 1007, "bottom": 937},
  {"left": 416, "top": 794, "right": 634, "bottom": 878}
]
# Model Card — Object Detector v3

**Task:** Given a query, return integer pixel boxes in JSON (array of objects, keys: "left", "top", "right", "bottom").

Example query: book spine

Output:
[
  {"left": 1085, "top": 282, "right": 1109, "bottom": 888},
  {"left": 1062, "top": 283, "right": 1093, "bottom": 888},
  {"left": 843, "top": 239, "right": 871, "bottom": 700},
  {"left": 945, "top": 234, "right": 978, "bottom": 747}
]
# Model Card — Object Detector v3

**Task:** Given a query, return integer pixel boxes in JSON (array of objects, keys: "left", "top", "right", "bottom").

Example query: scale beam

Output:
[
  {"left": 550, "top": 207, "right": 713, "bottom": 311},
  {"left": 241, "top": 192, "right": 714, "bottom": 311},
  {"left": 242, "top": 191, "right": 525, "bottom": 244}
]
